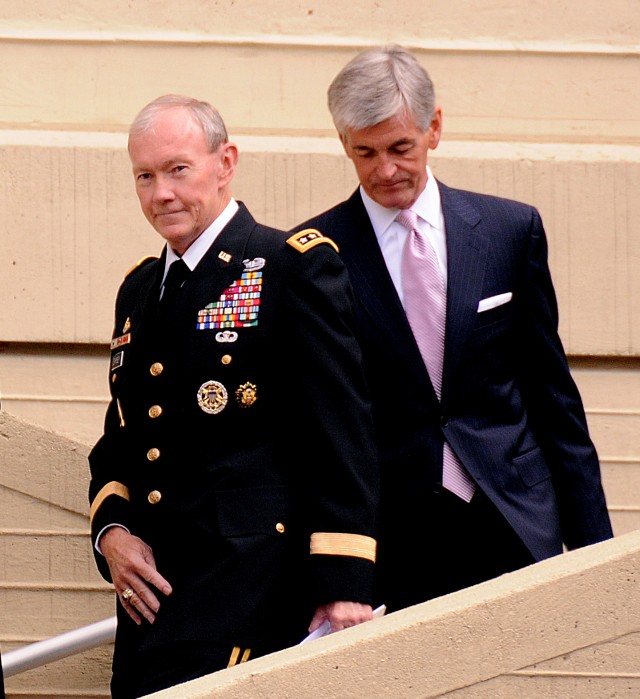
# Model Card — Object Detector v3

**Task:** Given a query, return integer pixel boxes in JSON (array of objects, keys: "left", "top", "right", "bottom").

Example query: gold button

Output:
[
  {"left": 147, "top": 448, "right": 160, "bottom": 461},
  {"left": 275, "top": 522, "right": 285, "bottom": 534},
  {"left": 221, "top": 354, "right": 232, "bottom": 365},
  {"left": 150, "top": 362, "right": 164, "bottom": 376},
  {"left": 111, "top": 374, "right": 117, "bottom": 383},
  {"left": 148, "top": 490, "right": 162, "bottom": 505},
  {"left": 148, "top": 405, "right": 163, "bottom": 419}
]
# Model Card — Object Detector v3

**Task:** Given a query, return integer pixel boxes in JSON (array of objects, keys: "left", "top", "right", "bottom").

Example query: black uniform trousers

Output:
[{"left": 111, "top": 638, "right": 264, "bottom": 698}]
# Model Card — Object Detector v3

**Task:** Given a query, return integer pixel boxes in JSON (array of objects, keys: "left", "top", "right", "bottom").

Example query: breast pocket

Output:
[{"left": 474, "top": 299, "right": 513, "bottom": 330}]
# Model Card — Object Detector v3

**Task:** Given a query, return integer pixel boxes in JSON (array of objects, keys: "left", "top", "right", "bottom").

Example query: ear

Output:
[
  {"left": 217, "top": 142, "right": 238, "bottom": 186},
  {"left": 428, "top": 107, "right": 443, "bottom": 150}
]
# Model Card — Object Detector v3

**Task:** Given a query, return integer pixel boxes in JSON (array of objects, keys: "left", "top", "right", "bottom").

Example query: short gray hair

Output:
[
  {"left": 328, "top": 45, "right": 436, "bottom": 135},
  {"left": 128, "top": 94, "right": 228, "bottom": 152}
]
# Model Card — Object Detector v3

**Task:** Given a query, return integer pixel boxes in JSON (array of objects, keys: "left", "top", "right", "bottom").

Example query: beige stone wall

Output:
[
  {"left": 0, "top": 1, "right": 639, "bottom": 695},
  {"left": 2, "top": 411, "right": 640, "bottom": 699},
  {"left": 0, "top": 412, "right": 114, "bottom": 698},
  {"left": 151, "top": 530, "right": 640, "bottom": 699}
]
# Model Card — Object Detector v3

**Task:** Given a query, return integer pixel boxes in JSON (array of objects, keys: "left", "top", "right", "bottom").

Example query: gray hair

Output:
[
  {"left": 328, "top": 45, "right": 436, "bottom": 136},
  {"left": 128, "top": 94, "right": 228, "bottom": 152}
]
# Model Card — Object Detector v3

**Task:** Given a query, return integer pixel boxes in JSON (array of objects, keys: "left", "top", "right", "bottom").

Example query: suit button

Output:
[
  {"left": 150, "top": 362, "right": 164, "bottom": 376},
  {"left": 148, "top": 405, "right": 163, "bottom": 419},
  {"left": 147, "top": 448, "right": 160, "bottom": 461},
  {"left": 440, "top": 415, "right": 449, "bottom": 427},
  {"left": 148, "top": 490, "right": 162, "bottom": 505},
  {"left": 275, "top": 522, "right": 285, "bottom": 534},
  {"left": 221, "top": 354, "right": 232, "bottom": 365}
]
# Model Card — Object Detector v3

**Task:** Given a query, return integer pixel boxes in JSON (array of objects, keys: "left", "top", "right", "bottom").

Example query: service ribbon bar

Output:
[{"left": 197, "top": 271, "right": 262, "bottom": 330}]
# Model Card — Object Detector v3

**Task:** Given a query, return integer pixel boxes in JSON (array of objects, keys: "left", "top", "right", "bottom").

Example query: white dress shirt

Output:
[
  {"left": 162, "top": 198, "right": 240, "bottom": 283},
  {"left": 360, "top": 167, "right": 447, "bottom": 307}
]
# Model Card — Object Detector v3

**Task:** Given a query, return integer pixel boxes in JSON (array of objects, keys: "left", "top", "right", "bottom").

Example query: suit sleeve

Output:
[
  {"left": 517, "top": 208, "right": 612, "bottom": 548},
  {"left": 284, "top": 240, "right": 379, "bottom": 605}
]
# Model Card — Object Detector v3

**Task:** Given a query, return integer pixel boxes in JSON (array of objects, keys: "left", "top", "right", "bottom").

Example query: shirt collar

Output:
[
  {"left": 360, "top": 166, "right": 442, "bottom": 242},
  {"left": 164, "top": 198, "right": 239, "bottom": 274}
]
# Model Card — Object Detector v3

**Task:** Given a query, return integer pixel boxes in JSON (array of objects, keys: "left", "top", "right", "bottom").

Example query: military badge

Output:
[
  {"left": 243, "top": 257, "right": 265, "bottom": 271},
  {"left": 197, "top": 380, "right": 228, "bottom": 415},
  {"left": 196, "top": 266, "right": 264, "bottom": 330},
  {"left": 215, "top": 330, "right": 239, "bottom": 343},
  {"left": 218, "top": 251, "right": 232, "bottom": 263},
  {"left": 286, "top": 229, "right": 339, "bottom": 254},
  {"left": 122, "top": 317, "right": 131, "bottom": 333},
  {"left": 110, "top": 333, "right": 131, "bottom": 350},
  {"left": 235, "top": 382, "right": 258, "bottom": 408},
  {"left": 111, "top": 351, "right": 124, "bottom": 371}
]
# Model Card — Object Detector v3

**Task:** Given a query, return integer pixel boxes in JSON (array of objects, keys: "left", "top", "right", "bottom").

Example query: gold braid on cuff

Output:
[
  {"left": 90, "top": 481, "right": 130, "bottom": 523},
  {"left": 310, "top": 532, "right": 377, "bottom": 562}
]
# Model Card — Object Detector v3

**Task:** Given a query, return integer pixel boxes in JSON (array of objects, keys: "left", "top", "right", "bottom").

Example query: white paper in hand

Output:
[{"left": 299, "top": 604, "right": 387, "bottom": 645}]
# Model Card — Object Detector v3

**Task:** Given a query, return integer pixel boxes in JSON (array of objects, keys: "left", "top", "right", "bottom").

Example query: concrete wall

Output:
[
  {"left": 1, "top": 0, "right": 639, "bottom": 538},
  {"left": 2, "top": 411, "right": 640, "bottom": 699},
  {"left": 149, "top": 530, "right": 640, "bottom": 699},
  {"left": 0, "top": 412, "right": 113, "bottom": 698},
  {"left": 0, "top": 1, "right": 639, "bottom": 696}
]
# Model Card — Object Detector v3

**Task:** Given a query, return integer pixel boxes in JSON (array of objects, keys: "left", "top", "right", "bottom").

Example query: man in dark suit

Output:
[
  {"left": 294, "top": 45, "right": 613, "bottom": 614},
  {"left": 89, "top": 94, "right": 379, "bottom": 698}
]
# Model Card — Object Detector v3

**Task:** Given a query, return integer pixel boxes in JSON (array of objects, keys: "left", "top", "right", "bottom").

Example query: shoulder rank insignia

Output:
[
  {"left": 124, "top": 255, "right": 157, "bottom": 279},
  {"left": 286, "top": 229, "right": 339, "bottom": 254}
]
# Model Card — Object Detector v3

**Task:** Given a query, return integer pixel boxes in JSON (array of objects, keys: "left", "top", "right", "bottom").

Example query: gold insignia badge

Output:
[
  {"left": 123, "top": 317, "right": 131, "bottom": 333},
  {"left": 235, "top": 382, "right": 258, "bottom": 408},
  {"left": 286, "top": 229, "right": 339, "bottom": 254},
  {"left": 218, "top": 251, "right": 232, "bottom": 263},
  {"left": 197, "top": 380, "right": 228, "bottom": 414}
]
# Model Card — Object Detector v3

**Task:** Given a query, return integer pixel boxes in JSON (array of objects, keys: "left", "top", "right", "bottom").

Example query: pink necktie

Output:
[{"left": 397, "top": 209, "right": 476, "bottom": 502}]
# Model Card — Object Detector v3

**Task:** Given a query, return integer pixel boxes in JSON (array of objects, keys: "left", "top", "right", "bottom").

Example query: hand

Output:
[
  {"left": 99, "top": 527, "right": 172, "bottom": 626},
  {"left": 308, "top": 600, "right": 373, "bottom": 634}
]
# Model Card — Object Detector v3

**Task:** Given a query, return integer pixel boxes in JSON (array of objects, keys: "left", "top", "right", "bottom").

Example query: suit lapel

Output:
[
  {"left": 440, "top": 183, "right": 490, "bottom": 400},
  {"left": 337, "top": 192, "right": 434, "bottom": 389}
]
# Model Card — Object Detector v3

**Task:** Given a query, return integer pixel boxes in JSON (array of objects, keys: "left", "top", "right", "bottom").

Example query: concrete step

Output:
[
  {"left": 3, "top": 643, "right": 112, "bottom": 699},
  {"left": 0, "top": 530, "right": 103, "bottom": 585},
  {"left": 0, "top": 586, "right": 114, "bottom": 638}
]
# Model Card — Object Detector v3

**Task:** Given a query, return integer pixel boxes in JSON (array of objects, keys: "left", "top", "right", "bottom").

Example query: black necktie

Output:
[{"left": 159, "top": 259, "right": 190, "bottom": 316}]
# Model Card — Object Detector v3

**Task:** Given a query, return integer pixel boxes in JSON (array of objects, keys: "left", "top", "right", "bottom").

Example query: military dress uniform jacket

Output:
[
  {"left": 89, "top": 203, "right": 379, "bottom": 652},
  {"left": 295, "top": 184, "right": 612, "bottom": 596}
]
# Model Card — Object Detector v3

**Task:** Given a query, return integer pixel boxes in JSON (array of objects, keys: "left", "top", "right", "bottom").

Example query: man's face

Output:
[
  {"left": 341, "top": 109, "right": 442, "bottom": 210},
  {"left": 129, "top": 107, "right": 237, "bottom": 255}
]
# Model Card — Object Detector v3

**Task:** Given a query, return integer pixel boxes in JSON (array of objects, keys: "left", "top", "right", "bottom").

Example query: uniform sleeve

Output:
[
  {"left": 284, "top": 235, "right": 380, "bottom": 605},
  {"left": 87, "top": 294, "right": 134, "bottom": 582}
]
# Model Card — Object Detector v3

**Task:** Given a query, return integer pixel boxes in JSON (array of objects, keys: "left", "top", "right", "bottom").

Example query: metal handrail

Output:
[{"left": 2, "top": 616, "right": 116, "bottom": 678}]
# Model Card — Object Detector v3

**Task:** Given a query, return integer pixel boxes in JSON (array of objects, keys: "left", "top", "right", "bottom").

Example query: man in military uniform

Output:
[{"left": 89, "top": 94, "right": 379, "bottom": 698}]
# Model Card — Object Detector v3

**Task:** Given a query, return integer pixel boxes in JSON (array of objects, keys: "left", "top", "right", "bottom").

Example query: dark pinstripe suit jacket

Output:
[{"left": 295, "top": 182, "right": 612, "bottom": 595}]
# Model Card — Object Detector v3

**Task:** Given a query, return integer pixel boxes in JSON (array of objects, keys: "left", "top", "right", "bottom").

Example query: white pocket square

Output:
[{"left": 477, "top": 292, "right": 513, "bottom": 313}]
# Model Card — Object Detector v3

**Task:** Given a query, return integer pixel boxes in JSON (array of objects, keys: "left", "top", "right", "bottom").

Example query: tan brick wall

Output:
[{"left": 0, "top": 1, "right": 638, "bottom": 695}]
